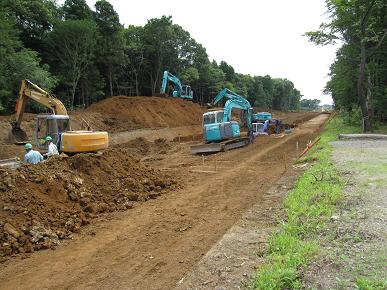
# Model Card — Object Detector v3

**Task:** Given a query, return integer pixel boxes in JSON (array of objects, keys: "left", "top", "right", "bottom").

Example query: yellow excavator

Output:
[{"left": 10, "top": 79, "right": 108, "bottom": 153}]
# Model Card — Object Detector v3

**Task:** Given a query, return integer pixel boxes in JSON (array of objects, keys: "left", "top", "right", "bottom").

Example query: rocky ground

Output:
[{"left": 0, "top": 139, "right": 177, "bottom": 259}]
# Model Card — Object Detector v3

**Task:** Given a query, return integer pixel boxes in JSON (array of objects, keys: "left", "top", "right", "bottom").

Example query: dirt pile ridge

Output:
[
  {"left": 0, "top": 142, "right": 178, "bottom": 260},
  {"left": 71, "top": 96, "right": 205, "bottom": 132}
]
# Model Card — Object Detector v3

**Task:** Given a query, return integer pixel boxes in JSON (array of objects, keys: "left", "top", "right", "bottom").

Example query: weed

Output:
[
  {"left": 355, "top": 278, "right": 387, "bottom": 290},
  {"left": 251, "top": 115, "right": 360, "bottom": 289}
]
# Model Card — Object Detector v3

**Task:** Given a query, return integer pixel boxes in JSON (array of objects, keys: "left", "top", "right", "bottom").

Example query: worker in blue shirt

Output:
[{"left": 24, "top": 143, "right": 43, "bottom": 164}]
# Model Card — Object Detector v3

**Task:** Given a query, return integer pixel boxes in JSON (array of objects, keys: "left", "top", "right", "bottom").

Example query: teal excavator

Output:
[
  {"left": 190, "top": 88, "right": 254, "bottom": 154},
  {"left": 160, "top": 71, "right": 193, "bottom": 100}
]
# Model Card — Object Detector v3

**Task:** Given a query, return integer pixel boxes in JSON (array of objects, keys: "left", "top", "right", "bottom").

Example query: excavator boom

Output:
[{"left": 14, "top": 80, "right": 67, "bottom": 129}]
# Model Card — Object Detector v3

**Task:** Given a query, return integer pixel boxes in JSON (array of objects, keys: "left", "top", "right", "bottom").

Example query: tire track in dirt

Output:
[{"left": 0, "top": 114, "right": 328, "bottom": 290}]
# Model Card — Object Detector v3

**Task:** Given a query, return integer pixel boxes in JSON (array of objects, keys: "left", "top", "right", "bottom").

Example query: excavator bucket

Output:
[{"left": 9, "top": 122, "right": 29, "bottom": 144}]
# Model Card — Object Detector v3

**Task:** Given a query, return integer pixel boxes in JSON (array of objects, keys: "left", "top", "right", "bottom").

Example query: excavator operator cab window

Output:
[
  {"left": 56, "top": 118, "right": 70, "bottom": 133},
  {"left": 35, "top": 115, "right": 70, "bottom": 149},
  {"left": 216, "top": 111, "right": 224, "bottom": 123},
  {"left": 203, "top": 113, "right": 216, "bottom": 125}
]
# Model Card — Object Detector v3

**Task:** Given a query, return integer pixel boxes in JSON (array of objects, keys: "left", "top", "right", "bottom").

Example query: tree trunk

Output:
[
  {"left": 135, "top": 71, "right": 139, "bottom": 96},
  {"left": 71, "top": 80, "right": 77, "bottom": 109},
  {"left": 152, "top": 70, "right": 160, "bottom": 95},
  {"left": 357, "top": 41, "right": 371, "bottom": 132},
  {"left": 109, "top": 70, "right": 113, "bottom": 97},
  {"left": 150, "top": 74, "right": 154, "bottom": 96}
]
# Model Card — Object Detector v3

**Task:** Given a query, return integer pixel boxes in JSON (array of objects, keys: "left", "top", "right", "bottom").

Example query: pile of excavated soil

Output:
[
  {"left": 0, "top": 143, "right": 178, "bottom": 260},
  {"left": 119, "top": 137, "right": 172, "bottom": 156},
  {"left": 71, "top": 96, "right": 205, "bottom": 132}
]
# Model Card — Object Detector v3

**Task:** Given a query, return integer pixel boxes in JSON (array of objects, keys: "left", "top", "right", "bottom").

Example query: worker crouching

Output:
[
  {"left": 43, "top": 136, "right": 59, "bottom": 158},
  {"left": 24, "top": 143, "right": 43, "bottom": 164}
]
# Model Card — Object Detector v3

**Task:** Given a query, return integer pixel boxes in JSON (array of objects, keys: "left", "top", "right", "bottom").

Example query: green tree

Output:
[
  {"left": 123, "top": 25, "right": 145, "bottom": 96},
  {"left": 306, "top": 0, "right": 387, "bottom": 131},
  {"left": 94, "top": 0, "right": 126, "bottom": 97},
  {"left": 62, "top": 0, "right": 92, "bottom": 21},
  {"left": 300, "top": 99, "right": 321, "bottom": 110},
  {"left": 142, "top": 16, "right": 178, "bottom": 94},
  {"left": 1, "top": 0, "right": 59, "bottom": 53},
  {"left": 219, "top": 61, "right": 236, "bottom": 83},
  {"left": 46, "top": 20, "right": 97, "bottom": 107},
  {"left": 180, "top": 67, "right": 199, "bottom": 85},
  {"left": 0, "top": 9, "right": 55, "bottom": 113}
]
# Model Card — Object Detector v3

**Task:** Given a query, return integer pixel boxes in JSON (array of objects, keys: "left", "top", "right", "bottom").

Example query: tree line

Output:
[
  {"left": 307, "top": 0, "right": 387, "bottom": 131},
  {"left": 0, "top": 0, "right": 303, "bottom": 114}
]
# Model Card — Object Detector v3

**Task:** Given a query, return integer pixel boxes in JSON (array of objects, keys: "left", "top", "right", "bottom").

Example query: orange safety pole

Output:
[{"left": 297, "top": 137, "right": 321, "bottom": 159}]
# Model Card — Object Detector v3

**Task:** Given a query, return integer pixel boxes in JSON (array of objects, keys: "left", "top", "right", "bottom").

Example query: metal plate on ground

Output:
[{"left": 0, "top": 158, "right": 22, "bottom": 170}]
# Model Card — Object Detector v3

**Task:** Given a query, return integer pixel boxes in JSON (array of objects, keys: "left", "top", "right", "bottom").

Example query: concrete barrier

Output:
[{"left": 338, "top": 134, "right": 387, "bottom": 140}]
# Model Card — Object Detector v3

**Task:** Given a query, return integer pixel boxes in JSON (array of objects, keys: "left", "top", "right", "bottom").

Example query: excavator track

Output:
[{"left": 190, "top": 137, "right": 250, "bottom": 154}]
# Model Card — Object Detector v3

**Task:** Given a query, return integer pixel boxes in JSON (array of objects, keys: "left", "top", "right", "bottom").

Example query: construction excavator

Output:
[
  {"left": 9, "top": 79, "right": 108, "bottom": 153},
  {"left": 160, "top": 71, "right": 193, "bottom": 100},
  {"left": 190, "top": 88, "right": 254, "bottom": 154}
]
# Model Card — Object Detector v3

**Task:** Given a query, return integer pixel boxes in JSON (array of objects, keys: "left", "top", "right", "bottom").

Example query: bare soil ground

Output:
[
  {"left": 0, "top": 109, "right": 328, "bottom": 290},
  {"left": 0, "top": 141, "right": 177, "bottom": 258},
  {"left": 0, "top": 95, "right": 317, "bottom": 160},
  {"left": 175, "top": 167, "right": 305, "bottom": 289},
  {"left": 302, "top": 140, "right": 387, "bottom": 289}
]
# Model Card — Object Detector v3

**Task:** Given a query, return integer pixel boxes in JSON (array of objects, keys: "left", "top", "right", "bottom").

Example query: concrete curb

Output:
[{"left": 338, "top": 134, "right": 387, "bottom": 140}]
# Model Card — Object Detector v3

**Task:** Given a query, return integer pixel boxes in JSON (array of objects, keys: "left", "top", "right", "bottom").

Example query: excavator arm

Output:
[
  {"left": 212, "top": 88, "right": 242, "bottom": 105},
  {"left": 13, "top": 79, "right": 67, "bottom": 129},
  {"left": 212, "top": 88, "right": 253, "bottom": 132},
  {"left": 160, "top": 71, "right": 183, "bottom": 95}
]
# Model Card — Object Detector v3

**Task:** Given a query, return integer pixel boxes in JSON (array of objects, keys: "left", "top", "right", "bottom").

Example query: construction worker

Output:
[
  {"left": 274, "top": 119, "right": 282, "bottom": 134},
  {"left": 263, "top": 120, "right": 270, "bottom": 134},
  {"left": 24, "top": 143, "right": 43, "bottom": 164},
  {"left": 43, "top": 136, "right": 59, "bottom": 158}
]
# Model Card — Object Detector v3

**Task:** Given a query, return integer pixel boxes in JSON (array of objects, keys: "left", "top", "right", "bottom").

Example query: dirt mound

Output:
[
  {"left": 71, "top": 96, "right": 205, "bottom": 132},
  {"left": 0, "top": 145, "right": 178, "bottom": 260},
  {"left": 114, "top": 137, "right": 172, "bottom": 156}
]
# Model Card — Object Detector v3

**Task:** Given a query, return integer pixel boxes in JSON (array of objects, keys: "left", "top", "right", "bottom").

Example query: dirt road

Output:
[{"left": 0, "top": 114, "right": 328, "bottom": 290}]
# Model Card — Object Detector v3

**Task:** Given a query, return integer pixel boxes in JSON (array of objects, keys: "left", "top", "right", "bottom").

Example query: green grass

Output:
[
  {"left": 373, "top": 123, "right": 387, "bottom": 134},
  {"left": 355, "top": 278, "right": 387, "bottom": 290},
  {"left": 251, "top": 115, "right": 360, "bottom": 289}
]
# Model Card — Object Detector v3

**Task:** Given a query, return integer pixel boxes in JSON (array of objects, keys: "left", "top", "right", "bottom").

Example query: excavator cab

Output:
[
  {"left": 180, "top": 85, "right": 193, "bottom": 100},
  {"left": 35, "top": 114, "right": 70, "bottom": 150},
  {"left": 202, "top": 110, "right": 240, "bottom": 142}
]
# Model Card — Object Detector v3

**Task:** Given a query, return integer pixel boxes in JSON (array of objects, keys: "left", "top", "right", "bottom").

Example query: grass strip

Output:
[{"left": 251, "top": 116, "right": 360, "bottom": 289}]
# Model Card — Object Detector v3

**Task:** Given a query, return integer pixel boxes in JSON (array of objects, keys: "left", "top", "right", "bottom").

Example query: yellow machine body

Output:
[{"left": 61, "top": 131, "right": 109, "bottom": 153}]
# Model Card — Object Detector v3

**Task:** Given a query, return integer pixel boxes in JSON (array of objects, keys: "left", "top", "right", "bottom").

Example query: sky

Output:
[{"left": 72, "top": 0, "right": 340, "bottom": 105}]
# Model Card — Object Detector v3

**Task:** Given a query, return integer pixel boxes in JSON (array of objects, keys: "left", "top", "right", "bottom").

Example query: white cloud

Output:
[{"left": 62, "top": 0, "right": 340, "bottom": 105}]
